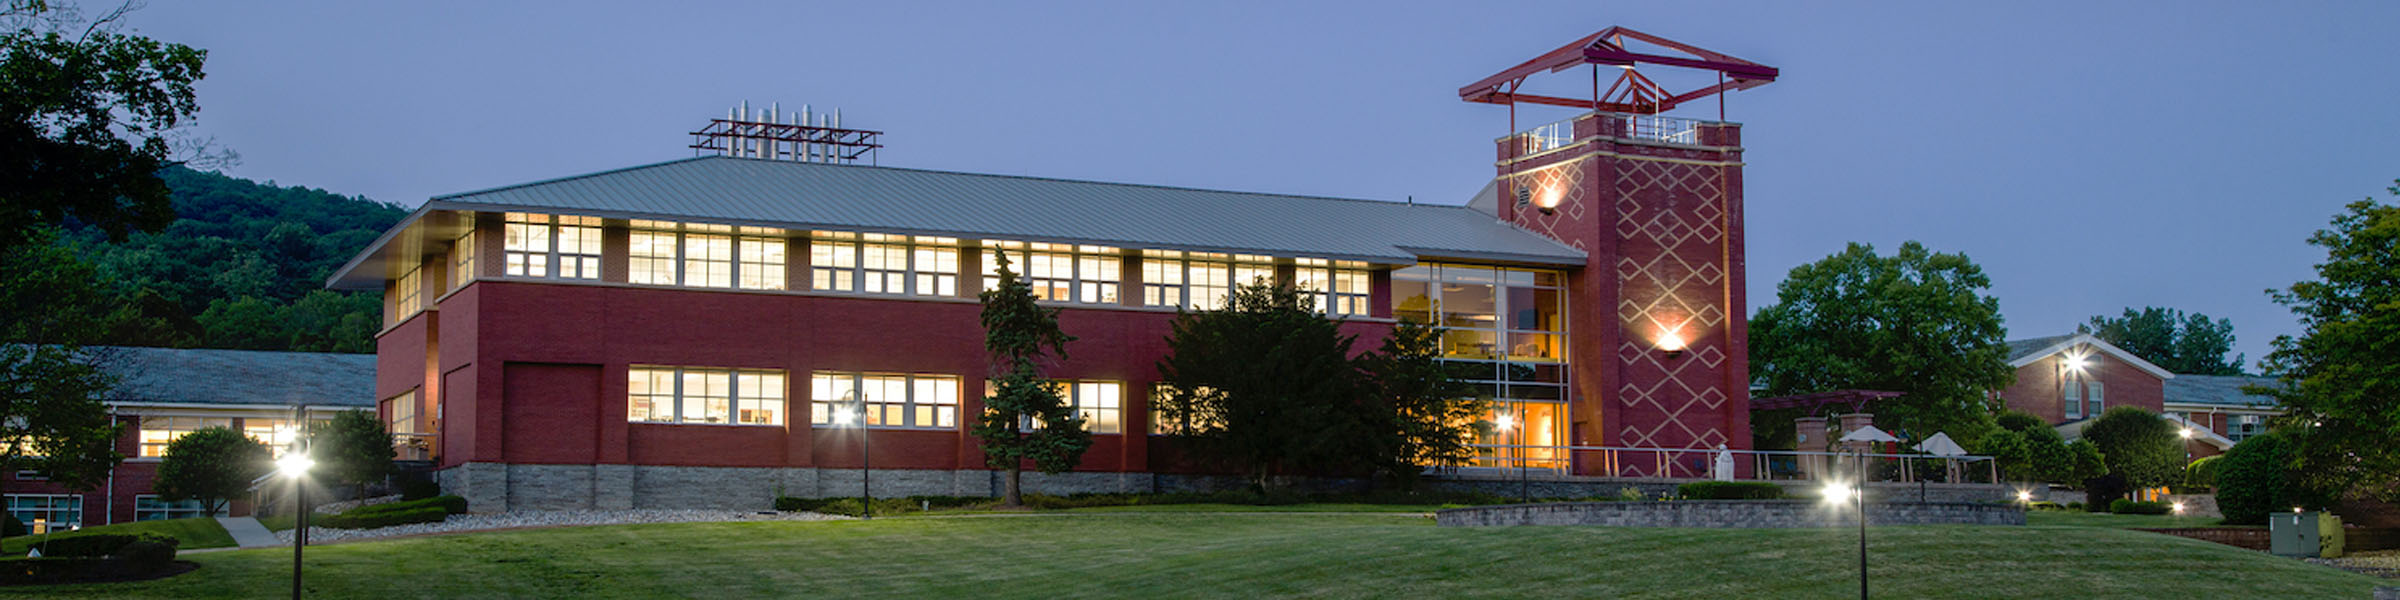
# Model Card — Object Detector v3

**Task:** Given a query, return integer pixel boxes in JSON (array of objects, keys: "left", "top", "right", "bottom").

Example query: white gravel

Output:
[{"left": 271, "top": 509, "right": 847, "bottom": 544}]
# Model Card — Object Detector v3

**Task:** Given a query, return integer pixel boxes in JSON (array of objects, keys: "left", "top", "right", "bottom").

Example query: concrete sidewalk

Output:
[{"left": 217, "top": 516, "right": 282, "bottom": 548}]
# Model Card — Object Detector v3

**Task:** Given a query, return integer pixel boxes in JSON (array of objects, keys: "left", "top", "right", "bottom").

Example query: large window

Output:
[
  {"left": 810, "top": 373, "right": 959, "bottom": 429},
  {"left": 503, "top": 213, "right": 602, "bottom": 279},
  {"left": 389, "top": 266, "right": 422, "bottom": 326},
  {"left": 1139, "top": 250, "right": 1273, "bottom": 310},
  {"left": 138, "top": 416, "right": 233, "bottom": 458},
  {"left": 983, "top": 242, "right": 1120, "bottom": 304},
  {"left": 2085, "top": 381, "right": 2105, "bottom": 418},
  {"left": 2230, "top": 414, "right": 2265, "bottom": 441},
  {"left": 243, "top": 417, "right": 327, "bottom": 456},
  {"left": 5, "top": 494, "right": 80, "bottom": 530},
  {"left": 1295, "top": 258, "right": 1371, "bottom": 317},
  {"left": 988, "top": 380, "right": 1124, "bottom": 434},
  {"left": 449, "top": 229, "right": 477, "bottom": 290},
  {"left": 2064, "top": 377, "right": 2086, "bottom": 420},
  {"left": 1148, "top": 384, "right": 1224, "bottom": 435},
  {"left": 628, "top": 366, "right": 785, "bottom": 426},
  {"left": 812, "top": 232, "right": 958, "bottom": 296},
  {"left": 134, "top": 495, "right": 204, "bottom": 521},
  {"left": 1470, "top": 401, "right": 1567, "bottom": 470},
  {"left": 630, "top": 221, "right": 785, "bottom": 290},
  {"left": 1392, "top": 264, "right": 1565, "bottom": 362}
]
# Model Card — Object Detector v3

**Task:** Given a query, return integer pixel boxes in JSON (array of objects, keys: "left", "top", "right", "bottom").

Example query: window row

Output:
[
  {"left": 1393, "top": 263, "right": 1567, "bottom": 361},
  {"left": 629, "top": 367, "right": 786, "bottom": 425},
  {"left": 463, "top": 215, "right": 1379, "bottom": 317},
  {"left": 137, "top": 416, "right": 329, "bottom": 458},
  {"left": 5, "top": 494, "right": 81, "bottom": 530}
]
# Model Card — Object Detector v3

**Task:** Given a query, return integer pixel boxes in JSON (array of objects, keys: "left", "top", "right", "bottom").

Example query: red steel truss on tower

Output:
[{"left": 1458, "top": 26, "right": 1778, "bottom": 118}]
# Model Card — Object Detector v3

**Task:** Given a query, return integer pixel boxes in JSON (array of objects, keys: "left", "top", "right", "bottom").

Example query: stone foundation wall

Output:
[
  {"left": 1427, "top": 476, "right": 2009, "bottom": 503},
  {"left": 1436, "top": 500, "right": 2026, "bottom": 528}
]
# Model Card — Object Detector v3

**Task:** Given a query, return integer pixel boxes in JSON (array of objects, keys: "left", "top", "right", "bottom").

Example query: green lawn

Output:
[
  {"left": 3, "top": 517, "right": 235, "bottom": 555},
  {"left": 11, "top": 512, "right": 2384, "bottom": 599},
  {"left": 2025, "top": 510, "right": 2248, "bottom": 530}
]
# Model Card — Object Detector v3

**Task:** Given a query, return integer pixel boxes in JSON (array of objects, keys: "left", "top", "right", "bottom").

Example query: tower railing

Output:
[{"left": 1504, "top": 111, "right": 1716, "bottom": 153}]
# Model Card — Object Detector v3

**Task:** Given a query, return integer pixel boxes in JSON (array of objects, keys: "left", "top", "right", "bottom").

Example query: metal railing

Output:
[
  {"left": 1458, "top": 444, "right": 2000, "bottom": 485},
  {"left": 1615, "top": 114, "right": 1703, "bottom": 145},
  {"left": 1516, "top": 118, "right": 1579, "bottom": 154},
  {"left": 1506, "top": 112, "right": 1711, "bottom": 155}
]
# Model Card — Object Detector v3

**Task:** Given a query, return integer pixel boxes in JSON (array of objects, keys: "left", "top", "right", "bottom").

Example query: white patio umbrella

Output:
[
  {"left": 1839, "top": 425, "right": 1901, "bottom": 444},
  {"left": 1914, "top": 432, "right": 1969, "bottom": 457}
]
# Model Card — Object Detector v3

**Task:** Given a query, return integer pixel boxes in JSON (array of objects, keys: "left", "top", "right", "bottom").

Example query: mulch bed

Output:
[{"left": 0, "top": 560, "right": 199, "bottom": 586}]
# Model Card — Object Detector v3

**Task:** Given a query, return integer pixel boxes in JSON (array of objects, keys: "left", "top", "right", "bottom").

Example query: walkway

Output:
[{"left": 217, "top": 516, "right": 282, "bottom": 549}]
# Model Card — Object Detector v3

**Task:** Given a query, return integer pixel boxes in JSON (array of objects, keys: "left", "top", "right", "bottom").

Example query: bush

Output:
[
  {"left": 1676, "top": 481, "right": 1787, "bottom": 500},
  {"left": 111, "top": 540, "right": 177, "bottom": 574},
  {"left": 0, "top": 557, "right": 115, "bottom": 584},
  {"left": 2029, "top": 501, "right": 2065, "bottom": 511},
  {"left": 345, "top": 495, "right": 467, "bottom": 516},
  {"left": 773, "top": 496, "right": 806, "bottom": 512},
  {"left": 2218, "top": 432, "right": 2300, "bottom": 525},
  {"left": 2066, "top": 502, "right": 2083, "bottom": 511},
  {"left": 399, "top": 479, "right": 443, "bottom": 501},
  {"left": 316, "top": 506, "right": 448, "bottom": 530},
  {"left": 26, "top": 534, "right": 149, "bottom": 558},
  {"left": 2184, "top": 455, "right": 2223, "bottom": 490},
  {"left": 2110, "top": 499, "right": 2173, "bottom": 515},
  {"left": 1, "top": 514, "right": 21, "bottom": 537}
]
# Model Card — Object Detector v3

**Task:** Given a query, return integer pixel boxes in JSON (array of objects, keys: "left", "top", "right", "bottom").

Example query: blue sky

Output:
[{"left": 129, "top": 1, "right": 2400, "bottom": 367}]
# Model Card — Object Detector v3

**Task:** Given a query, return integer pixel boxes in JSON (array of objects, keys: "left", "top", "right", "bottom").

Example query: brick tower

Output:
[{"left": 1461, "top": 27, "right": 1777, "bottom": 476}]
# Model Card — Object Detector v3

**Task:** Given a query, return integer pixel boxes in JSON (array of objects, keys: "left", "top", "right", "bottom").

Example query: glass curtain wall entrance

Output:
[{"left": 1392, "top": 263, "right": 1569, "bottom": 471}]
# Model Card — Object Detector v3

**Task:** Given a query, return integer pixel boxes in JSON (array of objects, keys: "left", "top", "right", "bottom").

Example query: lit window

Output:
[
  {"left": 449, "top": 230, "right": 477, "bottom": 290},
  {"left": 384, "top": 391, "right": 418, "bottom": 435},
  {"left": 1071, "top": 381, "right": 1123, "bottom": 434},
  {"left": 503, "top": 213, "right": 601, "bottom": 279},
  {"left": 243, "top": 418, "right": 327, "bottom": 457},
  {"left": 2085, "top": 381, "right": 2105, "bottom": 417},
  {"left": 134, "top": 495, "right": 204, "bottom": 521},
  {"left": 1139, "top": 251, "right": 1271, "bottom": 310},
  {"left": 1394, "top": 263, "right": 1566, "bottom": 361},
  {"left": 390, "top": 266, "right": 422, "bottom": 326},
  {"left": 740, "top": 237, "right": 787, "bottom": 290},
  {"left": 1141, "top": 250, "right": 1185, "bottom": 308},
  {"left": 4, "top": 494, "right": 82, "bottom": 530},
  {"left": 627, "top": 366, "right": 785, "bottom": 426},
  {"left": 629, "top": 227, "right": 677, "bottom": 285},
  {"left": 2063, "top": 377, "right": 2085, "bottom": 419},
  {"left": 1149, "top": 384, "right": 1224, "bottom": 435},
  {"left": 812, "top": 233, "right": 958, "bottom": 296},
  {"left": 138, "top": 416, "right": 233, "bottom": 458},
  {"left": 913, "top": 242, "right": 959, "bottom": 296},
  {"left": 1296, "top": 258, "right": 1371, "bottom": 317},
  {"left": 811, "top": 372, "right": 959, "bottom": 429},
  {"left": 983, "top": 242, "right": 1121, "bottom": 304},
  {"left": 685, "top": 233, "right": 734, "bottom": 288}
]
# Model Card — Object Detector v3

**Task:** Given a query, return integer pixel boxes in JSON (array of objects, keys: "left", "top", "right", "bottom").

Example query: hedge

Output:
[
  {"left": 1676, "top": 481, "right": 1787, "bottom": 500},
  {"left": 0, "top": 540, "right": 179, "bottom": 585},
  {"left": 2217, "top": 433, "right": 2299, "bottom": 525},
  {"left": 2109, "top": 499, "right": 2173, "bottom": 515},
  {"left": 316, "top": 506, "right": 449, "bottom": 530},
  {"left": 19, "top": 533, "right": 177, "bottom": 558}
]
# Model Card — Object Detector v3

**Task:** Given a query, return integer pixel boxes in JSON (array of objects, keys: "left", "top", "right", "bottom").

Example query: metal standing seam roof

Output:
[
  {"left": 87, "top": 346, "right": 378, "bottom": 408},
  {"left": 330, "top": 156, "right": 1584, "bottom": 289}
]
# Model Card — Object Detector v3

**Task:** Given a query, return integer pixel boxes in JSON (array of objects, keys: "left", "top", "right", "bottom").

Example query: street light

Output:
[
  {"left": 835, "top": 395, "right": 871, "bottom": 520},
  {"left": 277, "top": 452, "right": 314, "bottom": 600},
  {"left": 1495, "top": 413, "right": 1525, "bottom": 502}
]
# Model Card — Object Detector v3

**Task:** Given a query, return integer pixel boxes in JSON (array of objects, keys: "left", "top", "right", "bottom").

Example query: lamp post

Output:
[
  {"left": 1854, "top": 450, "right": 1867, "bottom": 600},
  {"left": 837, "top": 392, "right": 871, "bottom": 520},
  {"left": 277, "top": 452, "right": 315, "bottom": 600},
  {"left": 1496, "top": 413, "right": 1525, "bottom": 502}
]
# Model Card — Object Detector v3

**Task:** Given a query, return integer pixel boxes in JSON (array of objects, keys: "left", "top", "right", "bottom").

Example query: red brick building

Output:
[
  {"left": 1993, "top": 333, "right": 2281, "bottom": 459},
  {"left": 3, "top": 347, "right": 372, "bottom": 529},
  {"left": 327, "top": 29, "right": 1779, "bottom": 511}
]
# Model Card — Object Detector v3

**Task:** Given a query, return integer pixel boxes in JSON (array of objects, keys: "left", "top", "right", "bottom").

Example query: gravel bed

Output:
[{"left": 272, "top": 509, "right": 847, "bottom": 544}]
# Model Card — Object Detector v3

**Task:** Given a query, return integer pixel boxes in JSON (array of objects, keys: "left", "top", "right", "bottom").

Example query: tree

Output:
[
  {"left": 1158, "top": 281, "right": 1383, "bottom": 492},
  {"left": 2, "top": 0, "right": 212, "bottom": 251},
  {"left": 2078, "top": 406, "right": 2182, "bottom": 510},
  {"left": 1750, "top": 241, "right": 2015, "bottom": 444},
  {"left": 2259, "top": 190, "right": 2400, "bottom": 502},
  {"left": 154, "top": 426, "right": 269, "bottom": 517},
  {"left": 2080, "top": 307, "right": 2244, "bottom": 375},
  {"left": 971, "top": 254, "right": 1090, "bottom": 506},
  {"left": 1362, "top": 318, "right": 1484, "bottom": 490},
  {"left": 1977, "top": 409, "right": 2101, "bottom": 484},
  {"left": 307, "top": 410, "right": 395, "bottom": 501}
]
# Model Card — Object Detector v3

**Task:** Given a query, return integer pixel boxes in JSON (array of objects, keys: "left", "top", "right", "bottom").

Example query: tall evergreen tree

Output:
[
  {"left": 1157, "top": 282, "right": 1380, "bottom": 492},
  {"left": 972, "top": 254, "right": 1089, "bottom": 506},
  {"left": 1365, "top": 318, "right": 1483, "bottom": 490}
]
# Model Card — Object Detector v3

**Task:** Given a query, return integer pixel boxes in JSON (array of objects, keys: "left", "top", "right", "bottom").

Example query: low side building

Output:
[
  {"left": 2162, "top": 374, "right": 2283, "bottom": 459},
  {"left": 2, "top": 346, "right": 373, "bottom": 529}
]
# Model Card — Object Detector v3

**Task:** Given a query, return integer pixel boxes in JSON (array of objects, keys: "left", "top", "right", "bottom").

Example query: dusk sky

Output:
[{"left": 129, "top": 1, "right": 2399, "bottom": 367}]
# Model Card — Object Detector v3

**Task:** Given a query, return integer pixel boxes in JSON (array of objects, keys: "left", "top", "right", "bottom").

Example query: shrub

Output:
[
  {"left": 0, "top": 557, "right": 115, "bottom": 584},
  {"left": 26, "top": 534, "right": 142, "bottom": 558},
  {"left": 2, "top": 514, "right": 21, "bottom": 537},
  {"left": 346, "top": 495, "right": 466, "bottom": 516},
  {"left": 111, "top": 540, "right": 177, "bottom": 573},
  {"left": 2067, "top": 502, "right": 2083, "bottom": 510},
  {"left": 2184, "top": 455, "right": 2223, "bottom": 490},
  {"left": 2029, "top": 501, "right": 2064, "bottom": 511},
  {"left": 1676, "top": 481, "right": 1787, "bottom": 500},
  {"left": 773, "top": 496, "right": 806, "bottom": 512},
  {"left": 2110, "top": 499, "right": 2173, "bottom": 515},
  {"left": 316, "top": 506, "right": 448, "bottom": 530},
  {"left": 2218, "top": 432, "right": 2299, "bottom": 525},
  {"left": 399, "top": 479, "right": 443, "bottom": 501}
]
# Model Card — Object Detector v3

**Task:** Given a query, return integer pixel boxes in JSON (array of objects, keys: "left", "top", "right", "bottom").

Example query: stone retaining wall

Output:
[
  {"left": 1436, "top": 500, "right": 2025, "bottom": 528},
  {"left": 1428, "top": 477, "right": 2008, "bottom": 503}
]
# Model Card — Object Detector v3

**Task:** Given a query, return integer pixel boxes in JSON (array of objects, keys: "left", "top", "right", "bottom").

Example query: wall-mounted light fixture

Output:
[
  {"left": 2062, "top": 348, "right": 2091, "bottom": 373},
  {"left": 1658, "top": 330, "right": 1687, "bottom": 359}
]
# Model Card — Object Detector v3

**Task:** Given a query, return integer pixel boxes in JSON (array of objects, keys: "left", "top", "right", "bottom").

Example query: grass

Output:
[
  {"left": 2, "top": 517, "right": 235, "bottom": 555},
  {"left": 10, "top": 512, "right": 2385, "bottom": 599},
  {"left": 2025, "top": 510, "right": 2248, "bottom": 530}
]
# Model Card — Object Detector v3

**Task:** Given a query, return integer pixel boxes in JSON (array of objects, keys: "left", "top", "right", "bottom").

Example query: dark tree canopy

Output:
[
  {"left": 972, "top": 254, "right": 1089, "bottom": 506},
  {"left": 1364, "top": 318, "right": 1485, "bottom": 489},
  {"left": 2081, "top": 307, "right": 2244, "bottom": 375},
  {"left": 2078, "top": 406, "right": 2182, "bottom": 509},
  {"left": 1750, "top": 241, "right": 2015, "bottom": 444},
  {"left": 2260, "top": 190, "right": 2400, "bottom": 501},
  {"left": 1, "top": 0, "right": 208, "bottom": 251},
  {"left": 2215, "top": 432, "right": 2311, "bottom": 525},
  {"left": 155, "top": 426, "right": 270, "bottom": 517},
  {"left": 1976, "top": 409, "right": 2105, "bottom": 484},
  {"left": 308, "top": 409, "right": 395, "bottom": 500},
  {"left": 1157, "top": 282, "right": 1382, "bottom": 491}
]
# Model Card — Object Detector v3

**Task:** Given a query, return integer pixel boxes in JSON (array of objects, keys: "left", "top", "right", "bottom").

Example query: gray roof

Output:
[
  {"left": 89, "top": 346, "right": 377, "bottom": 408},
  {"left": 332, "top": 156, "right": 1583, "bottom": 289},
  {"left": 2163, "top": 374, "right": 2283, "bottom": 408},
  {"left": 2004, "top": 335, "right": 2077, "bottom": 362}
]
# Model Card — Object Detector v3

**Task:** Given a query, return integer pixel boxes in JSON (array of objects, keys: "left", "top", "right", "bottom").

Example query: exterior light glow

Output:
[
  {"left": 1657, "top": 330, "right": 1687, "bottom": 359},
  {"left": 1821, "top": 481, "right": 1855, "bottom": 505},
  {"left": 2178, "top": 428, "right": 2194, "bottom": 439},
  {"left": 2015, "top": 490, "right": 2032, "bottom": 503},
  {"left": 833, "top": 408, "right": 859, "bottom": 426},
  {"left": 2294, "top": 506, "right": 2304, "bottom": 514},
  {"left": 2063, "top": 353, "right": 2090, "bottom": 373},
  {"left": 276, "top": 454, "right": 314, "bottom": 478},
  {"left": 1494, "top": 415, "right": 1517, "bottom": 431},
  {"left": 2171, "top": 501, "right": 2185, "bottom": 515}
]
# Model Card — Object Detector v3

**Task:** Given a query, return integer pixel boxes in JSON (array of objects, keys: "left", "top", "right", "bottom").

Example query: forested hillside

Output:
[{"left": 53, "top": 167, "right": 409, "bottom": 353}]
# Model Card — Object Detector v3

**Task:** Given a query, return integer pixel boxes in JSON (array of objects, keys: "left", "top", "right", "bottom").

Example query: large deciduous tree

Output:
[
  {"left": 1977, "top": 410, "right": 2106, "bottom": 485},
  {"left": 1157, "top": 282, "right": 1382, "bottom": 492},
  {"left": 1364, "top": 319, "right": 1484, "bottom": 490},
  {"left": 1750, "top": 241, "right": 2015, "bottom": 444},
  {"left": 2077, "top": 406, "right": 2182, "bottom": 511},
  {"left": 2081, "top": 307, "right": 2244, "bottom": 375},
  {"left": 972, "top": 254, "right": 1090, "bottom": 507},
  {"left": 2259, "top": 190, "right": 2400, "bottom": 502},
  {"left": 155, "top": 426, "right": 269, "bottom": 517},
  {"left": 308, "top": 409, "right": 396, "bottom": 501},
  {"left": 2, "top": 0, "right": 211, "bottom": 251}
]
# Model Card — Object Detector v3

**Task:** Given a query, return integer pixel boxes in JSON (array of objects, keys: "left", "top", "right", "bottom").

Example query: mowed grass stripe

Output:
[{"left": 10, "top": 513, "right": 2382, "bottom": 599}]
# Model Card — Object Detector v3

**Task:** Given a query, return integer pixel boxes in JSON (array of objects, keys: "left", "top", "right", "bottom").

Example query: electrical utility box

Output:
[{"left": 2271, "top": 511, "right": 2344, "bottom": 557}]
